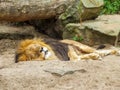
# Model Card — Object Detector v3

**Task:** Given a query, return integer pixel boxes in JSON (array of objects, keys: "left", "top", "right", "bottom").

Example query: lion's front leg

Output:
[{"left": 95, "top": 49, "right": 120, "bottom": 57}]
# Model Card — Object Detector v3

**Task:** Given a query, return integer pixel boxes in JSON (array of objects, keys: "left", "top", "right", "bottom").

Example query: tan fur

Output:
[{"left": 15, "top": 39, "right": 120, "bottom": 62}]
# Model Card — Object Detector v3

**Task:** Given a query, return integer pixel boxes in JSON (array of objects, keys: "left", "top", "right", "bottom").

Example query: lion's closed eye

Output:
[
  {"left": 39, "top": 47, "right": 51, "bottom": 59},
  {"left": 40, "top": 47, "right": 44, "bottom": 52}
]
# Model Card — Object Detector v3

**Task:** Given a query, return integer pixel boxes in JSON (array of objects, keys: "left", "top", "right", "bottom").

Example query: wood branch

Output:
[{"left": 0, "top": 0, "right": 75, "bottom": 21}]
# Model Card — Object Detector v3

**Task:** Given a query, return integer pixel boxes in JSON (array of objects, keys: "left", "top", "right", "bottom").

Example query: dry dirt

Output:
[{"left": 0, "top": 39, "right": 120, "bottom": 90}]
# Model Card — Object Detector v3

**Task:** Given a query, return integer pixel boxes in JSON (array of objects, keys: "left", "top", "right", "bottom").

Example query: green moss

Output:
[{"left": 59, "top": 0, "right": 82, "bottom": 25}]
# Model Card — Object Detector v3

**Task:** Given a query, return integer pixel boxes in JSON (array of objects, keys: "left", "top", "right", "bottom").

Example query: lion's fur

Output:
[{"left": 15, "top": 39, "right": 120, "bottom": 62}]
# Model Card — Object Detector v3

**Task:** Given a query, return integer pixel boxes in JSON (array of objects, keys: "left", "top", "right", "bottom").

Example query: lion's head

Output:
[{"left": 15, "top": 39, "right": 52, "bottom": 62}]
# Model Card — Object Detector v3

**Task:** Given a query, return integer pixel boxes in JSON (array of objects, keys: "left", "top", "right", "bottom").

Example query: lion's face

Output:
[{"left": 24, "top": 43, "right": 51, "bottom": 61}]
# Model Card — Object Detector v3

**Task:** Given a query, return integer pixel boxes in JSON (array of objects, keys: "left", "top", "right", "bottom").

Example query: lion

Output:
[{"left": 15, "top": 38, "right": 120, "bottom": 62}]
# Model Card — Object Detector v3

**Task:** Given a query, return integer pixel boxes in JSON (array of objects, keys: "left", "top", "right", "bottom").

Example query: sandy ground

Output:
[
  {"left": 0, "top": 39, "right": 120, "bottom": 90},
  {"left": 0, "top": 39, "right": 19, "bottom": 68}
]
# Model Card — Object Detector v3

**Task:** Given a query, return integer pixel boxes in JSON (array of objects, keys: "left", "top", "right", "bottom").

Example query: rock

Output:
[
  {"left": 63, "top": 15, "right": 120, "bottom": 46},
  {"left": 0, "top": 0, "right": 103, "bottom": 21},
  {"left": 0, "top": 0, "right": 74, "bottom": 21},
  {"left": 44, "top": 68, "right": 86, "bottom": 76},
  {"left": 0, "top": 22, "right": 50, "bottom": 39},
  {"left": 0, "top": 24, "right": 34, "bottom": 39},
  {"left": 59, "top": 0, "right": 104, "bottom": 25},
  {"left": 0, "top": 57, "right": 120, "bottom": 90}
]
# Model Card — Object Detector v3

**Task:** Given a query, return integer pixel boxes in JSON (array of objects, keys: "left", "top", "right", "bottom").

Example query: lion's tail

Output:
[{"left": 96, "top": 44, "right": 106, "bottom": 50}]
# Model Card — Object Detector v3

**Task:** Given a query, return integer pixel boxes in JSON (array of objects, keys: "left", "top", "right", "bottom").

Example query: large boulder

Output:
[
  {"left": 63, "top": 15, "right": 120, "bottom": 46},
  {"left": 0, "top": 0, "right": 103, "bottom": 21},
  {"left": 0, "top": 0, "right": 74, "bottom": 21}
]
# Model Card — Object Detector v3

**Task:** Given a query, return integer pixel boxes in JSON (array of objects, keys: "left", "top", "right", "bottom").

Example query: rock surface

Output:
[
  {"left": 0, "top": 0, "right": 74, "bottom": 21},
  {"left": 0, "top": 0, "right": 103, "bottom": 21},
  {"left": 0, "top": 55, "right": 120, "bottom": 90},
  {"left": 0, "top": 22, "right": 50, "bottom": 40},
  {"left": 63, "top": 15, "right": 120, "bottom": 46}
]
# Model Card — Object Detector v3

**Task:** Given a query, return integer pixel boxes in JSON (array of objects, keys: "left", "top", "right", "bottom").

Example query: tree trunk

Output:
[{"left": 0, "top": 0, "right": 75, "bottom": 21}]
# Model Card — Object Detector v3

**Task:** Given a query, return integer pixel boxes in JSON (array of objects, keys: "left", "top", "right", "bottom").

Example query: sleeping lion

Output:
[{"left": 15, "top": 38, "right": 120, "bottom": 62}]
